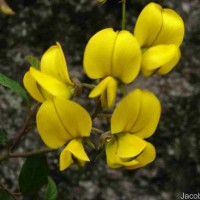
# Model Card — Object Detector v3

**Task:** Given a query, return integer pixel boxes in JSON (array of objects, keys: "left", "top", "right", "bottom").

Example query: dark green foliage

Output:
[
  {"left": 45, "top": 177, "right": 58, "bottom": 200},
  {"left": 0, "top": 73, "right": 30, "bottom": 106},
  {"left": 18, "top": 155, "right": 49, "bottom": 194},
  {"left": 25, "top": 55, "right": 40, "bottom": 69},
  {"left": 0, "top": 190, "right": 14, "bottom": 200},
  {"left": 0, "top": 129, "right": 8, "bottom": 145}
]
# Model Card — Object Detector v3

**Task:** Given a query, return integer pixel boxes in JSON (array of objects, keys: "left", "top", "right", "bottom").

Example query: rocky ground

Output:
[{"left": 0, "top": 0, "right": 200, "bottom": 199}]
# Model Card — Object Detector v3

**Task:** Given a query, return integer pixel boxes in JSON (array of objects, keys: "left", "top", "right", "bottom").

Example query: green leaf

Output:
[
  {"left": 45, "top": 177, "right": 57, "bottom": 200},
  {"left": 0, "top": 190, "right": 14, "bottom": 200},
  {"left": 25, "top": 55, "right": 40, "bottom": 69},
  {"left": 0, "top": 73, "right": 30, "bottom": 106},
  {"left": 0, "top": 129, "right": 8, "bottom": 145},
  {"left": 19, "top": 155, "right": 49, "bottom": 194}
]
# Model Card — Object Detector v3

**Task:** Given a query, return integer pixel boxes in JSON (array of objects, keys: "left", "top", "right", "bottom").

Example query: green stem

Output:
[
  {"left": 82, "top": 83, "right": 96, "bottom": 90},
  {"left": 100, "top": 131, "right": 112, "bottom": 143},
  {"left": 0, "top": 149, "right": 9, "bottom": 161},
  {"left": 91, "top": 97, "right": 101, "bottom": 119},
  {"left": 92, "top": 127, "right": 104, "bottom": 134},
  {"left": 122, "top": 0, "right": 126, "bottom": 30},
  {"left": 119, "top": 84, "right": 127, "bottom": 96},
  {"left": 96, "top": 113, "right": 112, "bottom": 118}
]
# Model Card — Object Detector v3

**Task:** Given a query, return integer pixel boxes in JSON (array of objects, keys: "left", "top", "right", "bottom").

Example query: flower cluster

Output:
[
  {"left": 23, "top": 2, "right": 184, "bottom": 171},
  {"left": 24, "top": 43, "right": 92, "bottom": 170}
]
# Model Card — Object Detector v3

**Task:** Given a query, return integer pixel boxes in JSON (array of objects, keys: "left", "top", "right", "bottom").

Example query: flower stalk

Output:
[
  {"left": 122, "top": 0, "right": 126, "bottom": 30},
  {"left": 10, "top": 103, "right": 40, "bottom": 151},
  {"left": 0, "top": 148, "right": 53, "bottom": 161}
]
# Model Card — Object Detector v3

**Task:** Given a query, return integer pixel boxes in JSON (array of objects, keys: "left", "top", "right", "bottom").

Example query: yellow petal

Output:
[
  {"left": 117, "top": 133, "right": 146, "bottom": 159},
  {"left": 105, "top": 77, "right": 118, "bottom": 108},
  {"left": 105, "top": 136, "right": 139, "bottom": 168},
  {"left": 41, "top": 42, "right": 73, "bottom": 85},
  {"left": 84, "top": 28, "right": 141, "bottom": 83},
  {"left": 30, "top": 67, "right": 72, "bottom": 99},
  {"left": 132, "top": 90, "right": 161, "bottom": 139},
  {"left": 134, "top": 2, "right": 184, "bottom": 47},
  {"left": 152, "top": 9, "right": 184, "bottom": 46},
  {"left": 105, "top": 137, "right": 123, "bottom": 169},
  {"left": 134, "top": 2, "right": 162, "bottom": 47},
  {"left": 89, "top": 77, "right": 111, "bottom": 98},
  {"left": 89, "top": 76, "right": 118, "bottom": 108},
  {"left": 111, "top": 89, "right": 142, "bottom": 134},
  {"left": 0, "top": 1, "right": 15, "bottom": 15},
  {"left": 76, "top": 159, "right": 86, "bottom": 168},
  {"left": 66, "top": 138, "right": 90, "bottom": 161},
  {"left": 111, "top": 30, "right": 141, "bottom": 83},
  {"left": 53, "top": 98, "right": 92, "bottom": 138},
  {"left": 111, "top": 89, "right": 161, "bottom": 138},
  {"left": 23, "top": 71, "right": 45, "bottom": 102},
  {"left": 36, "top": 100, "right": 72, "bottom": 149},
  {"left": 158, "top": 48, "right": 181, "bottom": 75},
  {"left": 84, "top": 28, "right": 116, "bottom": 78},
  {"left": 141, "top": 44, "right": 179, "bottom": 76},
  {"left": 125, "top": 142, "right": 156, "bottom": 170},
  {"left": 59, "top": 146, "right": 73, "bottom": 171}
]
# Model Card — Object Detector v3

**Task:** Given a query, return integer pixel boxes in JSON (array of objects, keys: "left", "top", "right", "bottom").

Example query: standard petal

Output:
[
  {"left": 83, "top": 28, "right": 117, "bottom": 78},
  {"left": 111, "top": 89, "right": 142, "bottom": 134},
  {"left": 134, "top": 2, "right": 163, "bottom": 47},
  {"left": 132, "top": 90, "right": 161, "bottom": 139},
  {"left": 158, "top": 48, "right": 181, "bottom": 75},
  {"left": 23, "top": 71, "right": 45, "bottom": 102},
  {"left": 141, "top": 44, "right": 179, "bottom": 76},
  {"left": 53, "top": 98, "right": 92, "bottom": 138},
  {"left": 111, "top": 31, "right": 141, "bottom": 83},
  {"left": 117, "top": 133, "right": 146, "bottom": 159},
  {"left": 84, "top": 28, "right": 141, "bottom": 83},
  {"left": 152, "top": 9, "right": 184, "bottom": 46},
  {"left": 30, "top": 67, "right": 72, "bottom": 99},
  {"left": 134, "top": 2, "right": 184, "bottom": 47},
  {"left": 59, "top": 146, "right": 73, "bottom": 171},
  {"left": 41, "top": 42, "right": 73, "bottom": 85},
  {"left": 125, "top": 142, "right": 156, "bottom": 170},
  {"left": 66, "top": 138, "right": 90, "bottom": 161},
  {"left": 36, "top": 100, "right": 72, "bottom": 149}
]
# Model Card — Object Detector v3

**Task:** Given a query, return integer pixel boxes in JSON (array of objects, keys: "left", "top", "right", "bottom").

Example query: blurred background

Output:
[{"left": 0, "top": 0, "right": 200, "bottom": 199}]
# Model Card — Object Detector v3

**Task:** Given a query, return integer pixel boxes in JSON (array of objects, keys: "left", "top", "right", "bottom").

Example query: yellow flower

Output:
[
  {"left": 134, "top": 2, "right": 184, "bottom": 76},
  {"left": 105, "top": 89, "right": 161, "bottom": 169},
  {"left": 23, "top": 42, "right": 74, "bottom": 102},
  {"left": 36, "top": 98, "right": 92, "bottom": 170},
  {"left": 84, "top": 28, "right": 141, "bottom": 108},
  {"left": 0, "top": 0, "right": 15, "bottom": 15}
]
